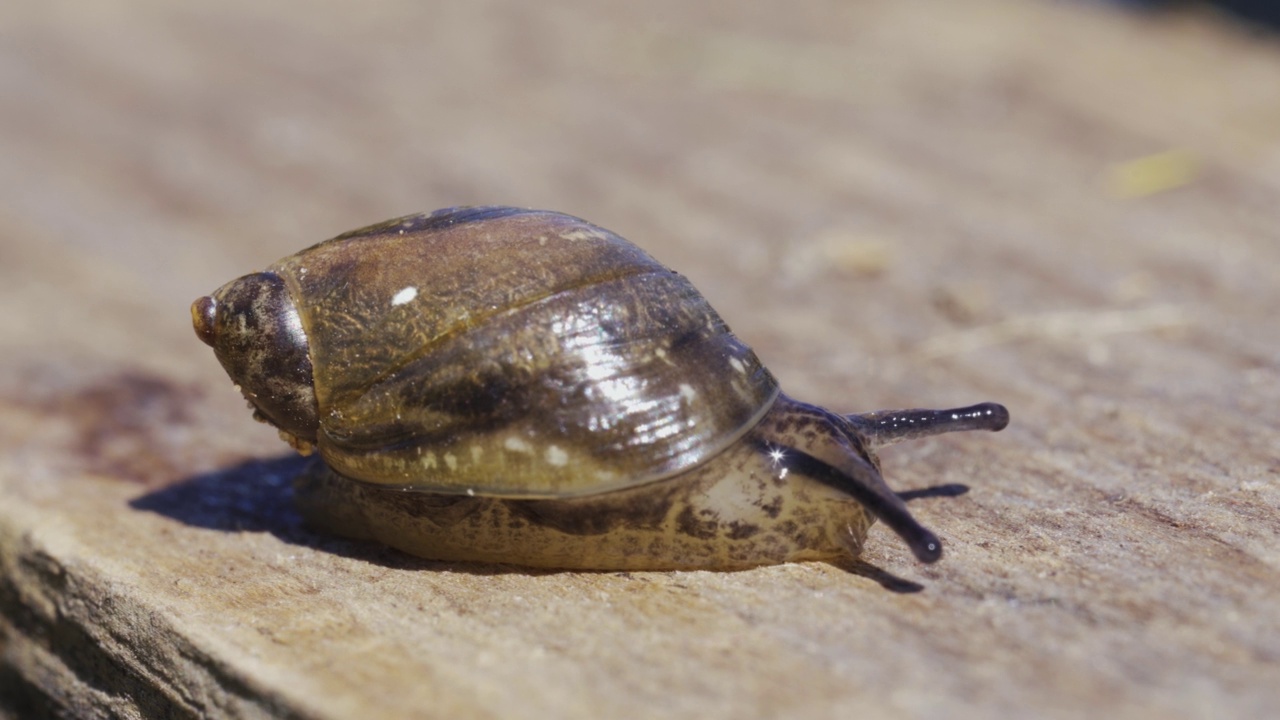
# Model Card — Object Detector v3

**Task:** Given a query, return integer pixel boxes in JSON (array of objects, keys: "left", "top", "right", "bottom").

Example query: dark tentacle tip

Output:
[
  {"left": 908, "top": 529, "right": 943, "bottom": 564},
  {"left": 978, "top": 402, "right": 1011, "bottom": 432}
]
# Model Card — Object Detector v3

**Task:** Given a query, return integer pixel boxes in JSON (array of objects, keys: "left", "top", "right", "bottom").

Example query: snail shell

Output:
[{"left": 194, "top": 206, "right": 1008, "bottom": 570}]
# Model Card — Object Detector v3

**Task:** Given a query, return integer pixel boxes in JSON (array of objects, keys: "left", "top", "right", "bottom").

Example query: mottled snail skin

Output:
[{"left": 193, "top": 206, "right": 1009, "bottom": 570}]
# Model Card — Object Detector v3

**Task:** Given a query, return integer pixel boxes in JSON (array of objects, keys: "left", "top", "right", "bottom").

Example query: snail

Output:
[{"left": 192, "top": 206, "right": 1009, "bottom": 571}]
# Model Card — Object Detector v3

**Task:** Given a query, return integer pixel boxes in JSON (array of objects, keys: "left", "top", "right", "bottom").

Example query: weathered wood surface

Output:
[{"left": 1, "top": 0, "right": 1277, "bottom": 717}]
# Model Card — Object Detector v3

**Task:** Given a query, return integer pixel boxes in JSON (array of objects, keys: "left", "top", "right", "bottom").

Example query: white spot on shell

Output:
[
  {"left": 422, "top": 452, "right": 438, "bottom": 470},
  {"left": 504, "top": 437, "right": 533, "bottom": 454},
  {"left": 466, "top": 488, "right": 476, "bottom": 496},
  {"left": 563, "top": 229, "right": 597, "bottom": 242},
  {"left": 729, "top": 357, "right": 746, "bottom": 374},
  {"left": 444, "top": 453, "right": 458, "bottom": 471},
  {"left": 391, "top": 286, "right": 418, "bottom": 306},
  {"left": 546, "top": 445, "right": 568, "bottom": 466},
  {"left": 678, "top": 383, "right": 697, "bottom": 402}
]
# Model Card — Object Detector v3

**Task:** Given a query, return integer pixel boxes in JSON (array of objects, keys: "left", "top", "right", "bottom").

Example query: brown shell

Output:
[{"left": 268, "top": 206, "right": 778, "bottom": 498}]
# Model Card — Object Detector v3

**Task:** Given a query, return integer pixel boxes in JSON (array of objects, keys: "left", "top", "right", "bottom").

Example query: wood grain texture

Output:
[{"left": 1, "top": 0, "right": 1277, "bottom": 717}]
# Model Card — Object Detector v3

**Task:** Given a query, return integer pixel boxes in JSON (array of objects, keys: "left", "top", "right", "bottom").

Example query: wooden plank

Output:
[{"left": 1, "top": 0, "right": 1277, "bottom": 717}]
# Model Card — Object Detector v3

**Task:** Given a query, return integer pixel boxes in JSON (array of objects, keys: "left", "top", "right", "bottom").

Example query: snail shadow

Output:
[
  {"left": 131, "top": 457, "right": 966, "bottom": 587},
  {"left": 129, "top": 455, "right": 566, "bottom": 576},
  {"left": 897, "top": 483, "right": 969, "bottom": 502},
  {"left": 130, "top": 455, "right": 309, "bottom": 535},
  {"left": 836, "top": 561, "right": 925, "bottom": 594}
]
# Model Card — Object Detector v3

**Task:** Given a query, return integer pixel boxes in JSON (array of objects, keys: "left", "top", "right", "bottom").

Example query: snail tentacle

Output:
[
  {"left": 847, "top": 403, "right": 1010, "bottom": 449},
  {"left": 779, "top": 445, "right": 944, "bottom": 563}
]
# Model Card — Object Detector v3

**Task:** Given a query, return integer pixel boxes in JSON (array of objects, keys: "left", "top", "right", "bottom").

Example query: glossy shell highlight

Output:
[{"left": 260, "top": 206, "right": 778, "bottom": 497}]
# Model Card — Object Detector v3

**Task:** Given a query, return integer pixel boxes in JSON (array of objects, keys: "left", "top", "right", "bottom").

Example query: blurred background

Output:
[
  {"left": 2, "top": 0, "right": 1278, "bottom": 717},
  {"left": 4, "top": 0, "right": 1277, "bottom": 396},
  {"left": 1121, "top": 0, "right": 1280, "bottom": 26}
]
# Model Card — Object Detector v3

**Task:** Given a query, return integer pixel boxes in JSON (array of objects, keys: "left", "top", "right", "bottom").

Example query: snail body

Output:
[{"left": 194, "top": 206, "right": 1008, "bottom": 570}]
